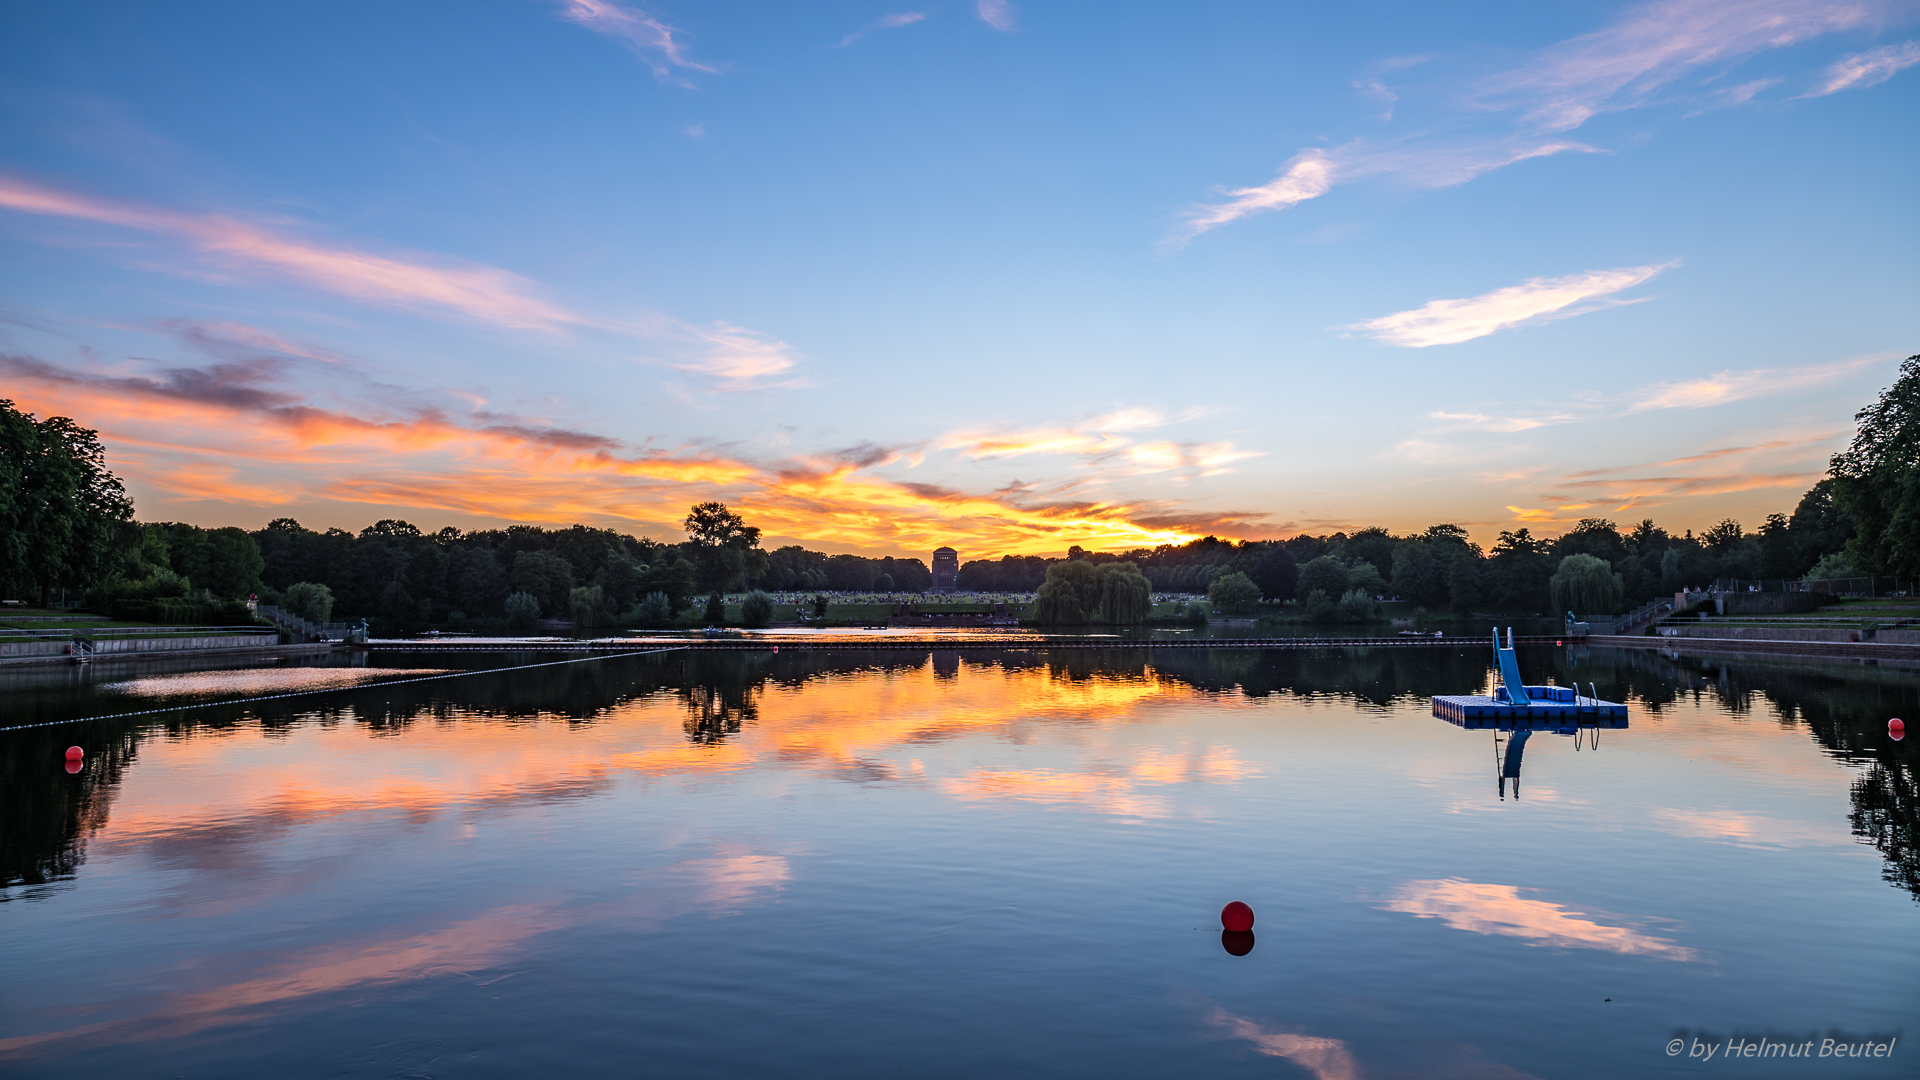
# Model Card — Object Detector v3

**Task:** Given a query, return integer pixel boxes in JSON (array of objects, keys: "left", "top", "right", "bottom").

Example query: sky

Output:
[{"left": 1, "top": 0, "right": 1915, "bottom": 559}]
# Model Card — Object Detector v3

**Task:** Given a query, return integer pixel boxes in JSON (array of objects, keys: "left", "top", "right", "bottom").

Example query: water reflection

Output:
[
  {"left": 1380, "top": 879, "right": 1699, "bottom": 960},
  {"left": 5, "top": 644, "right": 1917, "bottom": 905},
  {"left": 2, "top": 643, "right": 1916, "bottom": 1077},
  {"left": 1207, "top": 1008, "right": 1358, "bottom": 1080}
]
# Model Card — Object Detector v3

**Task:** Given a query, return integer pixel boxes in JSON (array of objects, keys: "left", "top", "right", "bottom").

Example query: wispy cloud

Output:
[
  {"left": 1509, "top": 435, "right": 1839, "bottom": 522},
  {"left": 1478, "top": 0, "right": 1880, "bottom": 133},
  {"left": 670, "top": 322, "right": 808, "bottom": 392},
  {"left": 0, "top": 174, "right": 575, "bottom": 330},
  {"left": 0, "top": 175, "right": 806, "bottom": 392},
  {"left": 1172, "top": 151, "right": 1338, "bottom": 243},
  {"left": 1807, "top": 40, "right": 1920, "bottom": 94},
  {"left": 976, "top": 0, "right": 1016, "bottom": 32},
  {"left": 1624, "top": 355, "right": 1882, "bottom": 411},
  {"left": 552, "top": 0, "right": 717, "bottom": 85},
  {"left": 1342, "top": 262, "right": 1674, "bottom": 347},
  {"left": 833, "top": 11, "right": 927, "bottom": 48},
  {"left": 935, "top": 408, "right": 1260, "bottom": 478},
  {"left": 1173, "top": 0, "right": 1907, "bottom": 241}
]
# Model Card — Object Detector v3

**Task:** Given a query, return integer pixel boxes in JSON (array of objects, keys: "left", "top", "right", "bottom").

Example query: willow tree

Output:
[
  {"left": 1033, "top": 559, "right": 1097, "bottom": 624},
  {"left": 1034, "top": 559, "right": 1150, "bottom": 625},
  {"left": 1097, "top": 562, "right": 1152, "bottom": 624},
  {"left": 1549, "top": 554, "right": 1624, "bottom": 619}
]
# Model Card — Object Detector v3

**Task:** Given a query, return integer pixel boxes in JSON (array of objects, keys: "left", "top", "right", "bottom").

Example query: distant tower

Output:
[{"left": 931, "top": 547, "right": 959, "bottom": 592}]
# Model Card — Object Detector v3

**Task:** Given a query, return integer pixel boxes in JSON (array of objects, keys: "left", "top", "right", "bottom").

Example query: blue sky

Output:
[{"left": 2, "top": 0, "right": 1915, "bottom": 555}]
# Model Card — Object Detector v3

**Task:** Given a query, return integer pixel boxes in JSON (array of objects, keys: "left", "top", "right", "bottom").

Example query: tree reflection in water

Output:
[{"left": 2, "top": 644, "right": 1915, "bottom": 902}]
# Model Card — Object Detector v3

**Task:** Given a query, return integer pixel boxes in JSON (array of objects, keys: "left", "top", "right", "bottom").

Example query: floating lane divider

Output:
[
  {"left": 362, "top": 636, "right": 1574, "bottom": 653},
  {"left": 0, "top": 646, "right": 690, "bottom": 734}
]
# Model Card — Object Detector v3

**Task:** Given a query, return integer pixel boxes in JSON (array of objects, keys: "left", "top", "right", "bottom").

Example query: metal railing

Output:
[
  {"left": 0, "top": 625, "right": 277, "bottom": 641},
  {"left": 1590, "top": 597, "right": 1673, "bottom": 636},
  {"left": 256, "top": 605, "right": 350, "bottom": 642}
]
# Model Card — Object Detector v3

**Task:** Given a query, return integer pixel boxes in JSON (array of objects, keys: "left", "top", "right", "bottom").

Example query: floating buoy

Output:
[
  {"left": 1221, "top": 901, "right": 1255, "bottom": 933},
  {"left": 1556, "top": 640, "right": 1563, "bottom": 646},
  {"left": 1892, "top": 717, "right": 1906, "bottom": 741},
  {"left": 773, "top": 646, "right": 779, "bottom": 653},
  {"left": 65, "top": 746, "right": 84, "bottom": 761},
  {"left": 1221, "top": 930, "right": 1255, "bottom": 956}
]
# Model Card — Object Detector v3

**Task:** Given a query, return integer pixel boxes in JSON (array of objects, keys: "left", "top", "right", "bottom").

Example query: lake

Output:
[{"left": 2, "top": 643, "right": 1915, "bottom": 1078}]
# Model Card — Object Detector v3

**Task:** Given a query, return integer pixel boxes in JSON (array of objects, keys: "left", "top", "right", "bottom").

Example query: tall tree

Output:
[
  {"left": 0, "top": 401, "right": 133, "bottom": 605},
  {"left": 1831, "top": 355, "right": 1920, "bottom": 578},
  {"left": 683, "top": 502, "right": 767, "bottom": 593}
]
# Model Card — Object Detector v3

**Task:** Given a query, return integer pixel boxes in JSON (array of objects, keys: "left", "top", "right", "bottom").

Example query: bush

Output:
[
  {"left": 635, "top": 591, "right": 672, "bottom": 628},
  {"left": 1807, "top": 551, "right": 1857, "bottom": 580},
  {"left": 1181, "top": 600, "right": 1209, "bottom": 626},
  {"left": 504, "top": 591, "right": 540, "bottom": 629},
  {"left": 704, "top": 591, "right": 726, "bottom": 625},
  {"left": 1302, "top": 588, "right": 1337, "bottom": 623},
  {"left": 284, "top": 581, "right": 334, "bottom": 624},
  {"left": 740, "top": 590, "right": 775, "bottom": 628},
  {"left": 1337, "top": 588, "right": 1380, "bottom": 622},
  {"left": 1207, "top": 571, "right": 1262, "bottom": 614},
  {"left": 107, "top": 596, "right": 253, "bottom": 625}
]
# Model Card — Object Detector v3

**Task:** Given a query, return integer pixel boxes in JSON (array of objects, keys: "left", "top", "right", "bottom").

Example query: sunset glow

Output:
[{"left": 0, "top": 2, "right": 1912, "bottom": 550}]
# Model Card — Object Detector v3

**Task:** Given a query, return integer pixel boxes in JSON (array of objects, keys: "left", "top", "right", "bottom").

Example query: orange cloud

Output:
[{"left": 2, "top": 346, "right": 1261, "bottom": 555}]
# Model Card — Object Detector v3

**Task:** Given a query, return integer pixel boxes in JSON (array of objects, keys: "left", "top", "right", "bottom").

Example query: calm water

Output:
[{"left": 3, "top": 644, "right": 1915, "bottom": 1079}]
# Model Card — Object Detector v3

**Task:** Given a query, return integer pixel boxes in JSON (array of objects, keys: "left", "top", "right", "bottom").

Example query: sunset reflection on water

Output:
[{"left": 2, "top": 646, "right": 1915, "bottom": 1078}]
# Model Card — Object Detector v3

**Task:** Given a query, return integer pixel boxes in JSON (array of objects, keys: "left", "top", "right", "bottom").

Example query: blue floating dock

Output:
[{"left": 1432, "top": 628, "right": 1628, "bottom": 730}]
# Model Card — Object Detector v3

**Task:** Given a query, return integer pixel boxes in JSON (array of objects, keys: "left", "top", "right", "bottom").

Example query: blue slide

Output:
[{"left": 1493, "top": 627, "right": 1531, "bottom": 706}]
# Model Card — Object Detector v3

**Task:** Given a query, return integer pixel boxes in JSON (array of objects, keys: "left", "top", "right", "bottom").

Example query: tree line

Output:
[{"left": 3, "top": 355, "right": 1915, "bottom": 627}]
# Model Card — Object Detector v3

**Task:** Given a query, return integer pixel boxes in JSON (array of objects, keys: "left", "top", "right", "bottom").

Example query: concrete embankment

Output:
[
  {"left": 1587, "top": 634, "right": 1920, "bottom": 662},
  {"left": 0, "top": 634, "right": 336, "bottom": 666}
]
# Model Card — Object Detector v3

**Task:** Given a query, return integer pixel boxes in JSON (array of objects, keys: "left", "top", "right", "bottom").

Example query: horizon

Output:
[{"left": 3, "top": 1, "right": 1915, "bottom": 559}]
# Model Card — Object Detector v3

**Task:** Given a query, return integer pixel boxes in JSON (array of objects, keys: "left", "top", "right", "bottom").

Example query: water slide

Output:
[{"left": 1493, "top": 627, "right": 1531, "bottom": 706}]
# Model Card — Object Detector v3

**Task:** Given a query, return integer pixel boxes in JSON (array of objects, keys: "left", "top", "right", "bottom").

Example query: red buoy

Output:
[
  {"left": 1221, "top": 901, "right": 1255, "bottom": 933},
  {"left": 64, "top": 746, "right": 84, "bottom": 761},
  {"left": 1556, "top": 640, "right": 1563, "bottom": 646},
  {"left": 1892, "top": 717, "right": 1906, "bottom": 740}
]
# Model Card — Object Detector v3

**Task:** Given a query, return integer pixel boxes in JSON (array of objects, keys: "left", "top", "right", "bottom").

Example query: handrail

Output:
[{"left": 0, "top": 625, "right": 276, "bottom": 638}]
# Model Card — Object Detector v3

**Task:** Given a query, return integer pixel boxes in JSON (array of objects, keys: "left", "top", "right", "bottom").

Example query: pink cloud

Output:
[
  {"left": 1173, "top": 0, "right": 1907, "bottom": 241},
  {"left": 552, "top": 0, "right": 717, "bottom": 85},
  {"left": 0, "top": 174, "right": 575, "bottom": 330},
  {"left": 977, "top": 0, "right": 1016, "bottom": 32},
  {"left": 1807, "top": 40, "right": 1920, "bottom": 94}
]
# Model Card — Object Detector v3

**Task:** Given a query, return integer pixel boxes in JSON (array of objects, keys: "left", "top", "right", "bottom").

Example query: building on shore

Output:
[{"left": 931, "top": 547, "right": 959, "bottom": 592}]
